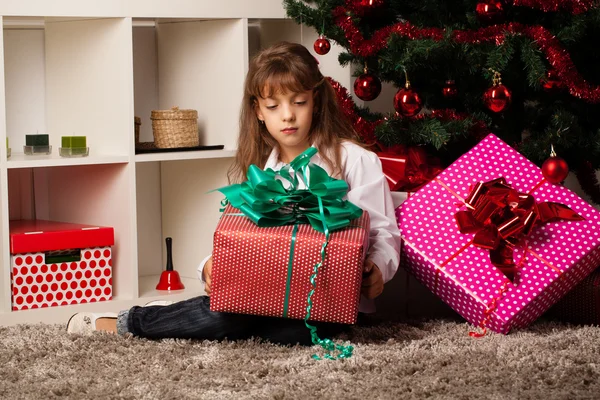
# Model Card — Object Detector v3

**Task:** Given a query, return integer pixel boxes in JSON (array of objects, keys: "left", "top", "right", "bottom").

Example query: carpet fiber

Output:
[{"left": 1, "top": 319, "right": 599, "bottom": 399}]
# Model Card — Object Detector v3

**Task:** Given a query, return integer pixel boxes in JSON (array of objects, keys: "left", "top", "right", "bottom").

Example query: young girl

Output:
[{"left": 67, "top": 42, "right": 401, "bottom": 345}]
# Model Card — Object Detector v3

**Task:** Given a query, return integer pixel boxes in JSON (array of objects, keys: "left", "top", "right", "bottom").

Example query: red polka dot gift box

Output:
[
  {"left": 210, "top": 205, "right": 370, "bottom": 324},
  {"left": 10, "top": 220, "right": 114, "bottom": 311},
  {"left": 397, "top": 134, "right": 600, "bottom": 335}
]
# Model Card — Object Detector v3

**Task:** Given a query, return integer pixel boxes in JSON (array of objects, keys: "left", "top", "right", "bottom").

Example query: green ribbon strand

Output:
[
  {"left": 216, "top": 147, "right": 360, "bottom": 360},
  {"left": 303, "top": 202, "right": 354, "bottom": 360},
  {"left": 282, "top": 223, "right": 299, "bottom": 318}
]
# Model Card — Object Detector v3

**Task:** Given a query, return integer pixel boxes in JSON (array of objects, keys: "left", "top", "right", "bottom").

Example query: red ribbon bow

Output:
[
  {"left": 378, "top": 146, "right": 442, "bottom": 192},
  {"left": 454, "top": 178, "right": 584, "bottom": 282}
]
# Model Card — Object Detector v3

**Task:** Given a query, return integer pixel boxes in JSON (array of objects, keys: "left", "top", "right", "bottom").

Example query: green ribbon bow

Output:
[
  {"left": 218, "top": 147, "right": 362, "bottom": 234},
  {"left": 217, "top": 147, "right": 361, "bottom": 360}
]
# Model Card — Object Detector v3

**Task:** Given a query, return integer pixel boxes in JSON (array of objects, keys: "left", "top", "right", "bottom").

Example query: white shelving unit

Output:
[{"left": 0, "top": 1, "right": 356, "bottom": 326}]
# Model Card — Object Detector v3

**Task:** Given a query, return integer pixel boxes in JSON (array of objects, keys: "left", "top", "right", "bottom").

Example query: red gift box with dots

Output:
[
  {"left": 210, "top": 205, "right": 369, "bottom": 324},
  {"left": 10, "top": 220, "right": 114, "bottom": 311},
  {"left": 397, "top": 134, "right": 600, "bottom": 334}
]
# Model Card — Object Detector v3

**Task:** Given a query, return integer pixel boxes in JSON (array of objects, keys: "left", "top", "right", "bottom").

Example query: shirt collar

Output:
[{"left": 264, "top": 145, "right": 321, "bottom": 171}]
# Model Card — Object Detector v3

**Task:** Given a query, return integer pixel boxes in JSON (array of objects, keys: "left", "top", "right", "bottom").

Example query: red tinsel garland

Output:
[
  {"left": 512, "top": 0, "right": 595, "bottom": 14},
  {"left": 327, "top": 77, "right": 490, "bottom": 148},
  {"left": 333, "top": 6, "right": 600, "bottom": 103},
  {"left": 328, "top": 77, "right": 381, "bottom": 147},
  {"left": 344, "top": 0, "right": 595, "bottom": 16}
]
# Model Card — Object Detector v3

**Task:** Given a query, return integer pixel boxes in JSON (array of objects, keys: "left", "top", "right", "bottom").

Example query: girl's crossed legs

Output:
[{"left": 70, "top": 295, "right": 350, "bottom": 346}]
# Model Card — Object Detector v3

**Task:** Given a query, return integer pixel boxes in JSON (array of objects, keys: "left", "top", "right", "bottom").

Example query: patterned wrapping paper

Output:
[
  {"left": 397, "top": 134, "right": 600, "bottom": 334},
  {"left": 210, "top": 205, "right": 370, "bottom": 324},
  {"left": 11, "top": 247, "right": 113, "bottom": 310}
]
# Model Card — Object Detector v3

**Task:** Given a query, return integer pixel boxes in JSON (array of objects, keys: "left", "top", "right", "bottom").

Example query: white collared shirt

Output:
[{"left": 198, "top": 141, "right": 401, "bottom": 313}]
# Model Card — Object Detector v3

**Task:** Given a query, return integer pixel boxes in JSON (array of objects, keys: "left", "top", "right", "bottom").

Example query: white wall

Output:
[{"left": 3, "top": 29, "right": 46, "bottom": 150}]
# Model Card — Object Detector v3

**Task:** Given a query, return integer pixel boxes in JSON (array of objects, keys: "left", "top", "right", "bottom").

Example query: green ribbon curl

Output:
[{"left": 216, "top": 147, "right": 361, "bottom": 360}]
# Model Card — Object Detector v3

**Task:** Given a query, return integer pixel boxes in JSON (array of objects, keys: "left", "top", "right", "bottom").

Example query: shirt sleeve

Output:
[
  {"left": 344, "top": 149, "right": 401, "bottom": 284},
  {"left": 197, "top": 254, "right": 212, "bottom": 282}
]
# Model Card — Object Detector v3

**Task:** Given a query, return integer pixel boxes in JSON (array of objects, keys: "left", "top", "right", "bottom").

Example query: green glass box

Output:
[
  {"left": 59, "top": 136, "right": 89, "bottom": 157},
  {"left": 24, "top": 134, "right": 51, "bottom": 155}
]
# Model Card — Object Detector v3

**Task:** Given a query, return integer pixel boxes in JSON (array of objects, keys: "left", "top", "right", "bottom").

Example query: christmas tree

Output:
[{"left": 284, "top": 0, "right": 600, "bottom": 203}]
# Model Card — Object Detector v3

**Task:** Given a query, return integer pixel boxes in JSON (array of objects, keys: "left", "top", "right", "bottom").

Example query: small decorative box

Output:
[
  {"left": 151, "top": 106, "right": 199, "bottom": 149},
  {"left": 24, "top": 134, "right": 51, "bottom": 155},
  {"left": 59, "top": 136, "right": 89, "bottom": 157},
  {"left": 10, "top": 220, "right": 115, "bottom": 310}
]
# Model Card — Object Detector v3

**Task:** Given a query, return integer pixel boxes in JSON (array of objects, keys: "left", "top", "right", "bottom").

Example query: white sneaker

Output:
[
  {"left": 143, "top": 300, "right": 175, "bottom": 307},
  {"left": 66, "top": 312, "right": 118, "bottom": 334}
]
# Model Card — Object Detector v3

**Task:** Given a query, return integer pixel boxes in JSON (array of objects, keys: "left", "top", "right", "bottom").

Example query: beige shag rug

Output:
[{"left": 0, "top": 319, "right": 599, "bottom": 399}]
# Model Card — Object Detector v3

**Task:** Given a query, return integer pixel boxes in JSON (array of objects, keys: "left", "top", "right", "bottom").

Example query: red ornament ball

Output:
[
  {"left": 483, "top": 84, "right": 512, "bottom": 112},
  {"left": 476, "top": 1, "right": 504, "bottom": 22},
  {"left": 394, "top": 87, "right": 423, "bottom": 117},
  {"left": 542, "top": 156, "right": 569, "bottom": 184},
  {"left": 359, "top": 0, "right": 385, "bottom": 9},
  {"left": 442, "top": 80, "right": 458, "bottom": 98},
  {"left": 354, "top": 73, "right": 382, "bottom": 101},
  {"left": 313, "top": 36, "right": 331, "bottom": 55},
  {"left": 542, "top": 70, "right": 564, "bottom": 92}
]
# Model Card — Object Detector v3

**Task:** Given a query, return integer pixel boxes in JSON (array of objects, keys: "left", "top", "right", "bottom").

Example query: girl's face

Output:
[{"left": 255, "top": 89, "right": 314, "bottom": 163}]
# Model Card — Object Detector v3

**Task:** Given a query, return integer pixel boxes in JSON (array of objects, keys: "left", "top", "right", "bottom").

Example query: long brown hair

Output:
[{"left": 228, "top": 41, "right": 361, "bottom": 183}]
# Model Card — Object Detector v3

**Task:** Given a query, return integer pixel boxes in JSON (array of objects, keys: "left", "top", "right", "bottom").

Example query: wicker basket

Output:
[
  {"left": 134, "top": 116, "right": 141, "bottom": 145},
  {"left": 151, "top": 106, "right": 199, "bottom": 148}
]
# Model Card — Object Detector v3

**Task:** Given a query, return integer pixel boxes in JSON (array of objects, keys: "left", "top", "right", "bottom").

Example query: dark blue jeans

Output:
[{"left": 120, "top": 295, "right": 351, "bottom": 346}]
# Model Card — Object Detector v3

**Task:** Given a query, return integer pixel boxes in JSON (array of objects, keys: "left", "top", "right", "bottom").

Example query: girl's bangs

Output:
[{"left": 254, "top": 69, "right": 312, "bottom": 99}]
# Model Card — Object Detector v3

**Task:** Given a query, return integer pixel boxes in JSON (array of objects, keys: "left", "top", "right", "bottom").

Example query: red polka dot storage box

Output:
[
  {"left": 10, "top": 220, "right": 115, "bottom": 311},
  {"left": 397, "top": 134, "right": 600, "bottom": 334},
  {"left": 210, "top": 205, "right": 370, "bottom": 324}
]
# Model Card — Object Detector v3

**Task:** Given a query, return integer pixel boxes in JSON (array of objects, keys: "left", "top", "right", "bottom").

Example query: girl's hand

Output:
[
  {"left": 203, "top": 256, "right": 213, "bottom": 296},
  {"left": 361, "top": 260, "right": 383, "bottom": 299}
]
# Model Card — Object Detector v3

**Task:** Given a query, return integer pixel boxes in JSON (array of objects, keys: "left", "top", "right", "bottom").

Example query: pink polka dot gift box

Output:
[
  {"left": 210, "top": 205, "right": 369, "bottom": 324},
  {"left": 397, "top": 133, "right": 600, "bottom": 335},
  {"left": 10, "top": 220, "right": 114, "bottom": 311}
]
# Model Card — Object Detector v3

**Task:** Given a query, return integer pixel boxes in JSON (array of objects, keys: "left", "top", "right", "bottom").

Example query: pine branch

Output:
[
  {"left": 485, "top": 35, "right": 517, "bottom": 73},
  {"left": 375, "top": 116, "right": 476, "bottom": 149},
  {"left": 520, "top": 38, "right": 546, "bottom": 89}
]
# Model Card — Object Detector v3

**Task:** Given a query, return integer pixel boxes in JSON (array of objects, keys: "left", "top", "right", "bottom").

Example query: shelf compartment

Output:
[
  {"left": 3, "top": 17, "right": 133, "bottom": 162},
  {"left": 7, "top": 163, "right": 136, "bottom": 302},
  {"left": 132, "top": 18, "right": 247, "bottom": 153},
  {"left": 135, "top": 158, "right": 231, "bottom": 295}
]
